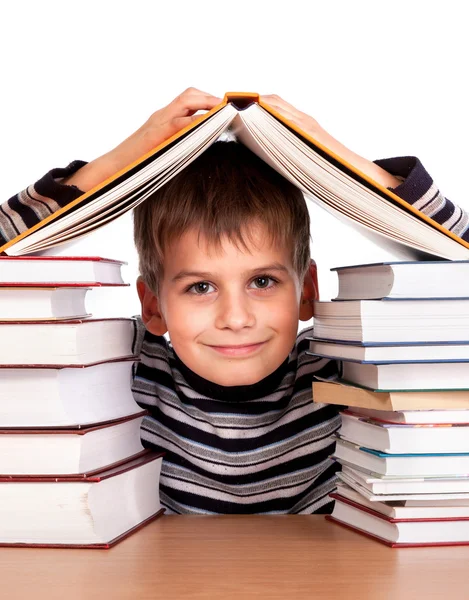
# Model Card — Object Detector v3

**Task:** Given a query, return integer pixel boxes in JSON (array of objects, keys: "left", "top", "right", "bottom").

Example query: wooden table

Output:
[{"left": 2, "top": 515, "right": 468, "bottom": 599}]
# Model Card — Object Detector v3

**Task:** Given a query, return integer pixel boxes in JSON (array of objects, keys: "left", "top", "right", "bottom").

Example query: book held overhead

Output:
[{"left": 1, "top": 94, "right": 469, "bottom": 259}]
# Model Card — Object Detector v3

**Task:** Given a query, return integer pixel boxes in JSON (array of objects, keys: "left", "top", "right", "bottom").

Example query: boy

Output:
[{"left": 2, "top": 88, "right": 468, "bottom": 514}]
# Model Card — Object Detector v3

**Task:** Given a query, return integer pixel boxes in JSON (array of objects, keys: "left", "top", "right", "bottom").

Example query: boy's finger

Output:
[
  {"left": 171, "top": 114, "right": 206, "bottom": 132},
  {"left": 261, "top": 95, "right": 299, "bottom": 115},
  {"left": 261, "top": 101, "right": 298, "bottom": 121},
  {"left": 173, "top": 90, "right": 222, "bottom": 115}
]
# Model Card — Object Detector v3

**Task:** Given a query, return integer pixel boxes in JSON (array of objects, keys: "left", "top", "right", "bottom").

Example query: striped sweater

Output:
[
  {"left": 2, "top": 156, "right": 466, "bottom": 513},
  {"left": 132, "top": 319, "right": 341, "bottom": 514}
]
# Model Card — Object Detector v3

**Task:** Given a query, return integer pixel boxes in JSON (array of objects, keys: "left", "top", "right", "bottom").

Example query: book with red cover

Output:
[
  {"left": 0, "top": 357, "right": 140, "bottom": 429},
  {"left": 0, "top": 412, "right": 147, "bottom": 476},
  {"left": 327, "top": 493, "right": 469, "bottom": 547},
  {"left": 0, "top": 255, "right": 128, "bottom": 286},
  {"left": 0, "top": 451, "right": 165, "bottom": 549},
  {"left": 0, "top": 317, "right": 136, "bottom": 365}
]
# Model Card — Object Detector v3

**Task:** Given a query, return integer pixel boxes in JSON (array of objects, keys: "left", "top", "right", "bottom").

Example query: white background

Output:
[{"left": 1, "top": 0, "right": 468, "bottom": 321}]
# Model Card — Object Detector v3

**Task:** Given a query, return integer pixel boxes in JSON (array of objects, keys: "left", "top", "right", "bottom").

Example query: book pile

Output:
[
  {"left": 0, "top": 256, "right": 164, "bottom": 548},
  {"left": 309, "top": 260, "right": 469, "bottom": 547}
]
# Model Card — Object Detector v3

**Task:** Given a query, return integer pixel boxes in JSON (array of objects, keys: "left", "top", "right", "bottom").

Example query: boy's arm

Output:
[
  {"left": 0, "top": 89, "right": 221, "bottom": 247},
  {"left": 261, "top": 94, "right": 469, "bottom": 243}
]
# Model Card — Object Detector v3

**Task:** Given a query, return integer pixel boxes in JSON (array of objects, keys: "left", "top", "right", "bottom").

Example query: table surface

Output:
[{"left": 2, "top": 515, "right": 468, "bottom": 599}]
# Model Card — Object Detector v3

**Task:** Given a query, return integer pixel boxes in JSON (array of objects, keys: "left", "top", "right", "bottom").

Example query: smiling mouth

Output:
[{"left": 207, "top": 341, "right": 268, "bottom": 357}]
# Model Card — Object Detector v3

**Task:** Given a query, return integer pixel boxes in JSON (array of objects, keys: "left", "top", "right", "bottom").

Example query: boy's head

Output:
[{"left": 133, "top": 141, "right": 318, "bottom": 387}]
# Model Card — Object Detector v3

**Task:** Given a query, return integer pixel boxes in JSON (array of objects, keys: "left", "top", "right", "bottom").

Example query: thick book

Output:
[
  {"left": 333, "top": 437, "right": 469, "bottom": 477},
  {"left": 333, "top": 487, "right": 469, "bottom": 519},
  {"left": 0, "top": 413, "right": 146, "bottom": 475},
  {"left": 307, "top": 338, "right": 469, "bottom": 363},
  {"left": 0, "top": 359, "right": 140, "bottom": 428},
  {"left": 341, "top": 360, "right": 469, "bottom": 391},
  {"left": 0, "top": 452, "right": 164, "bottom": 548},
  {"left": 328, "top": 494, "right": 469, "bottom": 547},
  {"left": 0, "top": 286, "right": 91, "bottom": 320},
  {"left": 339, "top": 464, "right": 469, "bottom": 496},
  {"left": 332, "top": 260, "right": 469, "bottom": 300},
  {"left": 0, "top": 317, "right": 135, "bottom": 365},
  {"left": 312, "top": 380, "right": 469, "bottom": 410},
  {"left": 0, "top": 256, "right": 126, "bottom": 285},
  {"left": 313, "top": 299, "right": 469, "bottom": 344},
  {"left": 1, "top": 93, "right": 469, "bottom": 259},
  {"left": 339, "top": 410, "right": 469, "bottom": 454}
]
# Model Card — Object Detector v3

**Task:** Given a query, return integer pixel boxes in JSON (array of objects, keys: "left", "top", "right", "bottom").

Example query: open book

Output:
[{"left": 2, "top": 92, "right": 469, "bottom": 258}]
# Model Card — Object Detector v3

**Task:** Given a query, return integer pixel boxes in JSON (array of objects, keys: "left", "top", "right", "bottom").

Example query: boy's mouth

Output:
[{"left": 206, "top": 342, "right": 267, "bottom": 357}]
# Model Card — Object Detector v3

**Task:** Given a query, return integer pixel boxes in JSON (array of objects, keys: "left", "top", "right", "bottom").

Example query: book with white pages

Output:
[
  {"left": 0, "top": 413, "right": 146, "bottom": 476},
  {"left": 307, "top": 338, "right": 469, "bottom": 363},
  {"left": 313, "top": 299, "right": 469, "bottom": 344},
  {"left": 0, "top": 359, "right": 140, "bottom": 428},
  {"left": 333, "top": 437, "right": 469, "bottom": 477},
  {"left": 339, "top": 464, "right": 469, "bottom": 495},
  {"left": 336, "top": 472, "right": 469, "bottom": 502},
  {"left": 2, "top": 93, "right": 469, "bottom": 260},
  {"left": 312, "top": 380, "right": 469, "bottom": 411},
  {"left": 339, "top": 410, "right": 469, "bottom": 453},
  {"left": 0, "top": 256, "right": 127, "bottom": 285},
  {"left": 341, "top": 360, "right": 469, "bottom": 391},
  {"left": 334, "top": 483, "right": 469, "bottom": 517},
  {"left": 0, "top": 452, "right": 164, "bottom": 548},
  {"left": 328, "top": 495, "right": 469, "bottom": 546},
  {"left": 332, "top": 260, "right": 469, "bottom": 300},
  {"left": 0, "top": 318, "right": 135, "bottom": 365},
  {"left": 0, "top": 286, "right": 91, "bottom": 321}
]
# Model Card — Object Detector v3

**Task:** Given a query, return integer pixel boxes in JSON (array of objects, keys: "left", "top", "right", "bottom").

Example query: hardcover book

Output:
[
  {"left": 1, "top": 93, "right": 469, "bottom": 259},
  {"left": 0, "top": 452, "right": 164, "bottom": 548}
]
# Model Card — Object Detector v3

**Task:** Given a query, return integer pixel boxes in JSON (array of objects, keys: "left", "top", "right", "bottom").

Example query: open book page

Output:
[
  {"left": 7, "top": 105, "right": 238, "bottom": 256},
  {"left": 233, "top": 105, "right": 469, "bottom": 260},
  {"left": 6, "top": 99, "right": 469, "bottom": 260}
]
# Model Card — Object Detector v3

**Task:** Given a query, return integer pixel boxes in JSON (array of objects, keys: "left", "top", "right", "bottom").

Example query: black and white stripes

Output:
[
  {"left": 132, "top": 318, "right": 342, "bottom": 514},
  {"left": 375, "top": 156, "right": 469, "bottom": 242}
]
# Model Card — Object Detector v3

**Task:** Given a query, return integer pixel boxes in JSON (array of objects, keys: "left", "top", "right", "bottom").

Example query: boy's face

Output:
[{"left": 137, "top": 223, "right": 318, "bottom": 387}]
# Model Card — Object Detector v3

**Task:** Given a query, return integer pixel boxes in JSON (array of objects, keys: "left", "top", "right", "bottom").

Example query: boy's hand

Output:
[
  {"left": 65, "top": 88, "right": 222, "bottom": 192},
  {"left": 260, "top": 94, "right": 401, "bottom": 189},
  {"left": 260, "top": 94, "right": 325, "bottom": 142}
]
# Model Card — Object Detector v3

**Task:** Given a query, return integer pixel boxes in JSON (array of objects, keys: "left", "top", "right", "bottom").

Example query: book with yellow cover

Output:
[
  {"left": 2, "top": 92, "right": 469, "bottom": 258},
  {"left": 312, "top": 380, "right": 469, "bottom": 411}
]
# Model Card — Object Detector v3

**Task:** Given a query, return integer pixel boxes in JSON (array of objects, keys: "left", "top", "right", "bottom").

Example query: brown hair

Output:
[{"left": 133, "top": 141, "right": 311, "bottom": 293}]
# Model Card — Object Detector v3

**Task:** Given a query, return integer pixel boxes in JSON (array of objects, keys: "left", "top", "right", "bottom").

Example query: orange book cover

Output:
[{"left": 2, "top": 92, "right": 468, "bottom": 254}]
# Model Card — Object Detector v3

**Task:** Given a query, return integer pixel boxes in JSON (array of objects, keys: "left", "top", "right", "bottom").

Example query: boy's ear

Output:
[
  {"left": 136, "top": 276, "right": 168, "bottom": 336},
  {"left": 299, "top": 260, "right": 319, "bottom": 321}
]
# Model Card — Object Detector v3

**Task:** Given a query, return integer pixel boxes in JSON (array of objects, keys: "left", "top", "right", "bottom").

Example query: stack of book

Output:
[
  {"left": 0, "top": 256, "right": 164, "bottom": 548},
  {"left": 309, "top": 260, "right": 469, "bottom": 547}
]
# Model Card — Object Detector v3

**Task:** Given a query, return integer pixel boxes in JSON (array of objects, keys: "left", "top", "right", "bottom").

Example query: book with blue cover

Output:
[
  {"left": 332, "top": 260, "right": 469, "bottom": 300},
  {"left": 307, "top": 338, "right": 469, "bottom": 363},
  {"left": 313, "top": 299, "right": 469, "bottom": 344},
  {"left": 333, "top": 438, "right": 469, "bottom": 477}
]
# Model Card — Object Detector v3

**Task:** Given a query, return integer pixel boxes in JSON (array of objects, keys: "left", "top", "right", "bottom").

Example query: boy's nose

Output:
[{"left": 214, "top": 292, "right": 256, "bottom": 331}]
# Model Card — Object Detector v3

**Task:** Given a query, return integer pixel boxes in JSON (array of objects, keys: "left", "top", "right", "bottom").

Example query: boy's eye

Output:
[
  {"left": 250, "top": 276, "right": 276, "bottom": 289},
  {"left": 188, "top": 281, "right": 214, "bottom": 295}
]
